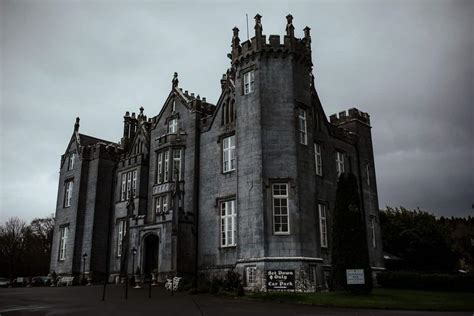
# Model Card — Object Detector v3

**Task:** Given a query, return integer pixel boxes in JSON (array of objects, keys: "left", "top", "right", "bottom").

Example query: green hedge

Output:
[{"left": 378, "top": 271, "right": 474, "bottom": 292}]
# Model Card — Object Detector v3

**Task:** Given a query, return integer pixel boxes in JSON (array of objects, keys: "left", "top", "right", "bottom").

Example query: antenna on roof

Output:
[{"left": 246, "top": 14, "right": 249, "bottom": 41}]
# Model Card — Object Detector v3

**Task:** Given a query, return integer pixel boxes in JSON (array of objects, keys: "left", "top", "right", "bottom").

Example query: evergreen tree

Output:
[{"left": 331, "top": 173, "right": 372, "bottom": 294}]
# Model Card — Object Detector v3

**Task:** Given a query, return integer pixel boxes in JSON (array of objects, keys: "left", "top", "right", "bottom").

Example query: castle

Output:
[{"left": 50, "top": 14, "right": 384, "bottom": 291}]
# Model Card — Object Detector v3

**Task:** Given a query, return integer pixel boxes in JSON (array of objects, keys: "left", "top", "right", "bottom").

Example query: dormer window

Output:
[
  {"left": 168, "top": 118, "right": 178, "bottom": 134},
  {"left": 243, "top": 70, "right": 255, "bottom": 95},
  {"left": 67, "top": 153, "right": 75, "bottom": 170}
]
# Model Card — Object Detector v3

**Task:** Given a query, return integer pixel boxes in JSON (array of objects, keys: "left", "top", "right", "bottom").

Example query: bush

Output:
[{"left": 378, "top": 271, "right": 474, "bottom": 292}]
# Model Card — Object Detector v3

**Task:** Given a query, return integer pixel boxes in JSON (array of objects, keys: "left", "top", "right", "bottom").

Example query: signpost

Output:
[
  {"left": 266, "top": 270, "right": 295, "bottom": 291},
  {"left": 346, "top": 269, "right": 365, "bottom": 285}
]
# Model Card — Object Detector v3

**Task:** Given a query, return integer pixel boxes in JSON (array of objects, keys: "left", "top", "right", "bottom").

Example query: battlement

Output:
[
  {"left": 329, "top": 108, "right": 371, "bottom": 126},
  {"left": 230, "top": 14, "right": 312, "bottom": 67}
]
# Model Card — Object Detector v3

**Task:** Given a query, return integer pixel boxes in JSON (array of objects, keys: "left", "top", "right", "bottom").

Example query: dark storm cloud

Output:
[{"left": 1, "top": 0, "right": 472, "bottom": 222}]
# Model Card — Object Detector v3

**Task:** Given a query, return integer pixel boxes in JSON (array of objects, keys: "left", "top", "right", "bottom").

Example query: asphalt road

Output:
[{"left": 0, "top": 285, "right": 470, "bottom": 316}]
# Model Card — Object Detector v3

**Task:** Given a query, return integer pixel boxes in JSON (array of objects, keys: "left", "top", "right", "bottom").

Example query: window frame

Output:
[
  {"left": 64, "top": 180, "right": 73, "bottom": 208},
  {"left": 314, "top": 143, "right": 323, "bottom": 176},
  {"left": 272, "top": 183, "right": 290, "bottom": 235},
  {"left": 220, "top": 199, "right": 237, "bottom": 247},
  {"left": 298, "top": 109, "right": 307, "bottom": 145},
  {"left": 246, "top": 266, "right": 257, "bottom": 286},
  {"left": 243, "top": 70, "right": 255, "bottom": 95},
  {"left": 370, "top": 216, "right": 377, "bottom": 249},
  {"left": 336, "top": 151, "right": 345, "bottom": 178},
  {"left": 172, "top": 148, "right": 182, "bottom": 181},
  {"left": 168, "top": 117, "right": 178, "bottom": 134},
  {"left": 157, "top": 152, "right": 163, "bottom": 184},
  {"left": 67, "top": 153, "right": 75, "bottom": 171},
  {"left": 222, "top": 135, "right": 236, "bottom": 173},
  {"left": 318, "top": 204, "right": 328, "bottom": 248},
  {"left": 164, "top": 150, "right": 169, "bottom": 182},
  {"left": 58, "top": 226, "right": 69, "bottom": 261},
  {"left": 117, "top": 219, "right": 126, "bottom": 257}
]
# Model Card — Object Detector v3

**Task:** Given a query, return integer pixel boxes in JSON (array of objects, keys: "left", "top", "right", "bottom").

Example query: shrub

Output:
[{"left": 378, "top": 271, "right": 474, "bottom": 292}]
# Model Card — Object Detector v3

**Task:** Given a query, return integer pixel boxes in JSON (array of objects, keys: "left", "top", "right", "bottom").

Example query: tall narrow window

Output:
[
  {"left": 172, "top": 149, "right": 182, "bottom": 181},
  {"left": 154, "top": 196, "right": 161, "bottom": 216},
  {"left": 162, "top": 195, "right": 168, "bottom": 213},
  {"left": 121, "top": 173, "right": 127, "bottom": 200},
  {"left": 132, "top": 170, "right": 137, "bottom": 197},
  {"left": 157, "top": 152, "right": 163, "bottom": 184},
  {"left": 272, "top": 183, "right": 289, "bottom": 234},
  {"left": 314, "top": 143, "right": 323, "bottom": 176},
  {"left": 164, "top": 151, "right": 169, "bottom": 182},
  {"left": 68, "top": 153, "right": 75, "bottom": 170},
  {"left": 221, "top": 199, "right": 236, "bottom": 247},
  {"left": 318, "top": 204, "right": 328, "bottom": 248},
  {"left": 371, "top": 217, "right": 377, "bottom": 249},
  {"left": 298, "top": 109, "right": 307, "bottom": 145},
  {"left": 172, "top": 99, "right": 176, "bottom": 112},
  {"left": 117, "top": 220, "right": 126, "bottom": 257},
  {"left": 168, "top": 118, "right": 178, "bottom": 134},
  {"left": 126, "top": 172, "right": 132, "bottom": 200},
  {"left": 243, "top": 70, "right": 255, "bottom": 95},
  {"left": 222, "top": 135, "right": 236, "bottom": 173},
  {"left": 64, "top": 180, "right": 73, "bottom": 207},
  {"left": 336, "top": 151, "right": 345, "bottom": 178},
  {"left": 59, "top": 226, "right": 68, "bottom": 261}
]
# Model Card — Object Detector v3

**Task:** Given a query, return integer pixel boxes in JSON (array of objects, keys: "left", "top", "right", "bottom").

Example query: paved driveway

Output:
[{"left": 0, "top": 285, "right": 470, "bottom": 315}]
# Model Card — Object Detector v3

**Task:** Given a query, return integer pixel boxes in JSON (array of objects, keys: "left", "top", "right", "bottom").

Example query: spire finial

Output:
[
  {"left": 74, "top": 117, "right": 80, "bottom": 132},
  {"left": 254, "top": 14, "right": 263, "bottom": 35},
  {"left": 172, "top": 72, "right": 179, "bottom": 88},
  {"left": 303, "top": 26, "right": 311, "bottom": 47},
  {"left": 139, "top": 106, "right": 144, "bottom": 114},
  {"left": 232, "top": 27, "right": 240, "bottom": 51},
  {"left": 286, "top": 14, "right": 294, "bottom": 37}
]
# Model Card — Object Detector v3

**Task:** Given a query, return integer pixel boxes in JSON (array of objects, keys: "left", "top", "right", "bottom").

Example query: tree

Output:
[
  {"left": 380, "top": 207, "right": 457, "bottom": 272},
  {"left": 331, "top": 173, "right": 372, "bottom": 294},
  {"left": 0, "top": 217, "right": 28, "bottom": 279}
]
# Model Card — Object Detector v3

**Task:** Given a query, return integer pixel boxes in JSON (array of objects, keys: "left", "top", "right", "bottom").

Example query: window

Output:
[
  {"left": 172, "top": 99, "right": 176, "bottom": 113},
  {"left": 220, "top": 199, "right": 236, "bottom": 247},
  {"left": 243, "top": 70, "right": 255, "bottom": 95},
  {"left": 222, "top": 135, "right": 236, "bottom": 173},
  {"left": 157, "top": 152, "right": 163, "bottom": 184},
  {"left": 64, "top": 180, "right": 73, "bottom": 207},
  {"left": 222, "top": 101, "right": 235, "bottom": 125},
  {"left": 172, "top": 149, "right": 182, "bottom": 181},
  {"left": 164, "top": 151, "right": 169, "bottom": 182},
  {"left": 246, "top": 266, "right": 257, "bottom": 286},
  {"left": 366, "top": 163, "right": 370, "bottom": 186},
  {"left": 59, "top": 226, "right": 68, "bottom": 261},
  {"left": 318, "top": 204, "right": 328, "bottom": 248},
  {"left": 132, "top": 170, "right": 137, "bottom": 197},
  {"left": 155, "top": 195, "right": 169, "bottom": 218},
  {"left": 168, "top": 118, "right": 178, "bottom": 134},
  {"left": 298, "top": 109, "right": 307, "bottom": 145},
  {"left": 272, "top": 183, "right": 289, "bottom": 234},
  {"left": 117, "top": 220, "right": 126, "bottom": 257},
  {"left": 314, "top": 143, "right": 322, "bottom": 176},
  {"left": 336, "top": 151, "right": 345, "bottom": 178},
  {"left": 68, "top": 153, "right": 75, "bottom": 170},
  {"left": 370, "top": 217, "right": 376, "bottom": 249},
  {"left": 120, "top": 170, "right": 138, "bottom": 201}
]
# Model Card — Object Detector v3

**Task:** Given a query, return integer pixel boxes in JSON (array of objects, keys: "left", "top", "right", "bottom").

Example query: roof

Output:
[{"left": 78, "top": 133, "right": 118, "bottom": 147}]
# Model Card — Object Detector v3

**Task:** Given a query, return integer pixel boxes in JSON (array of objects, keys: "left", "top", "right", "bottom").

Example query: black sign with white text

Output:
[{"left": 266, "top": 270, "right": 295, "bottom": 290}]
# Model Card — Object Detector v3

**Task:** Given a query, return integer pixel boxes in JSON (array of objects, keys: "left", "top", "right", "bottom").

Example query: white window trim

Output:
[
  {"left": 157, "top": 152, "right": 163, "bottom": 184},
  {"left": 318, "top": 204, "right": 328, "bottom": 248},
  {"left": 164, "top": 151, "right": 169, "bottom": 182},
  {"left": 172, "top": 149, "right": 182, "bottom": 181},
  {"left": 64, "top": 180, "right": 73, "bottom": 207},
  {"left": 68, "top": 153, "right": 75, "bottom": 170},
  {"left": 222, "top": 135, "right": 236, "bottom": 173},
  {"left": 272, "top": 183, "right": 290, "bottom": 235},
  {"left": 59, "top": 226, "right": 68, "bottom": 261},
  {"left": 168, "top": 118, "right": 178, "bottom": 134},
  {"left": 243, "top": 70, "right": 255, "bottom": 95},
  {"left": 336, "top": 151, "right": 345, "bottom": 178},
  {"left": 117, "top": 220, "right": 126, "bottom": 257},
  {"left": 298, "top": 109, "right": 307, "bottom": 145},
  {"left": 120, "top": 173, "right": 126, "bottom": 201},
  {"left": 246, "top": 266, "right": 257, "bottom": 286},
  {"left": 132, "top": 170, "right": 137, "bottom": 198},
  {"left": 220, "top": 199, "right": 237, "bottom": 247},
  {"left": 314, "top": 143, "right": 322, "bottom": 176}
]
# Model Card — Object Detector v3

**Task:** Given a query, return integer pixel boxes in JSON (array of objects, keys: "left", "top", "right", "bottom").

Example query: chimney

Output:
[
  {"left": 254, "top": 14, "right": 263, "bottom": 48},
  {"left": 286, "top": 14, "right": 294, "bottom": 37},
  {"left": 303, "top": 26, "right": 311, "bottom": 48}
]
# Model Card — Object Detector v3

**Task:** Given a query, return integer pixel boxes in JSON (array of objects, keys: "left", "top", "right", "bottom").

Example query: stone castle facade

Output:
[{"left": 50, "top": 14, "right": 384, "bottom": 291}]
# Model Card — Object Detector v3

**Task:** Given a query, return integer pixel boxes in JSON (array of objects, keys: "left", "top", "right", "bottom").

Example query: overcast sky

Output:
[{"left": 1, "top": 0, "right": 473, "bottom": 223}]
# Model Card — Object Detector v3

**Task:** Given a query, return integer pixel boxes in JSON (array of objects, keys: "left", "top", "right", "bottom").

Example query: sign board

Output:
[
  {"left": 346, "top": 269, "right": 365, "bottom": 285},
  {"left": 266, "top": 270, "right": 295, "bottom": 290}
]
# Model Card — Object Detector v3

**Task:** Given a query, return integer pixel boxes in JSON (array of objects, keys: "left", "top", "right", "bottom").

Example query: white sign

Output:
[{"left": 346, "top": 269, "right": 365, "bottom": 285}]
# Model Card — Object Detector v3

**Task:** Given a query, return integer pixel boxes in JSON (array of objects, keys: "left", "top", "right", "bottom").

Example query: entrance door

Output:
[{"left": 143, "top": 234, "right": 159, "bottom": 277}]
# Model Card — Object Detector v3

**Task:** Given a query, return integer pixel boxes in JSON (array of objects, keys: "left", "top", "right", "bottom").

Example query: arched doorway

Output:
[{"left": 142, "top": 234, "right": 159, "bottom": 277}]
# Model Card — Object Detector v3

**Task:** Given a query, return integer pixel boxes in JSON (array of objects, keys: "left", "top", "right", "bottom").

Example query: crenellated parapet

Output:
[
  {"left": 230, "top": 14, "right": 312, "bottom": 68},
  {"left": 330, "top": 107, "right": 371, "bottom": 126}
]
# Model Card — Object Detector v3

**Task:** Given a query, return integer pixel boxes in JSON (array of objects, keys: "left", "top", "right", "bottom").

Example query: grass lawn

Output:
[{"left": 246, "top": 288, "right": 474, "bottom": 311}]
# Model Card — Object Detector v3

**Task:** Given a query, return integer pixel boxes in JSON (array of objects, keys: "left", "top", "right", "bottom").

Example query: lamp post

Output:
[{"left": 82, "top": 253, "right": 87, "bottom": 285}]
